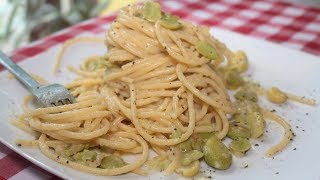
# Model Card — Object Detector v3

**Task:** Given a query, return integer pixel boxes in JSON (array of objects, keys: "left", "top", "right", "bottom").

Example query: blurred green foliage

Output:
[{"left": 0, "top": 0, "right": 110, "bottom": 52}]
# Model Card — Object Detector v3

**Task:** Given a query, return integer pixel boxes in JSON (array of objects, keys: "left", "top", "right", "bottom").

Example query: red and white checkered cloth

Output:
[{"left": 0, "top": 0, "right": 319, "bottom": 179}]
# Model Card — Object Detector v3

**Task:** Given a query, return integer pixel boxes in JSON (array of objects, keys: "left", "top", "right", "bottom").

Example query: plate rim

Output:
[{"left": 0, "top": 27, "right": 319, "bottom": 180}]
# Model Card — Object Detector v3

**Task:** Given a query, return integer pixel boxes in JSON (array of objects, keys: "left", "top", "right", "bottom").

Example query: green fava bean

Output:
[
  {"left": 100, "top": 155, "right": 126, "bottom": 169},
  {"left": 228, "top": 50, "right": 248, "bottom": 73},
  {"left": 267, "top": 87, "right": 288, "bottom": 104},
  {"left": 160, "top": 14, "right": 183, "bottom": 30},
  {"left": 248, "top": 111, "right": 265, "bottom": 138},
  {"left": 195, "top": 41, "right": 218, "bottom": 60},
  {"left": 176, "top": 160, "right": 200, "bottom": 177},
  {"left": 143, "top": 2, "right": 162, "bottom": 22},
  {"left": 192, "top": 132, "right": 214, "bottom": 150},
  {"left": 229, "top": 138, "right": 251, "bottom": 152},
  {"left": 170, "top": 130, "right": 193, "bottom": 152},
  {"left": 181, "top": 150, "right": 204, "bottom": 166},
  {"left": 203, "top": 135, "right": 232, "bottom": 170},
  {"left": 146, "top": 156, "right": 171, "bottom": 171},
  {"left": 227, "top": 125, "right": 251, "bottom": 140},
  {"left": 234, "top": 100, "right": 260, "bottom": 115},
  {"left": 63, "top": 144, "right": 87, "bottom": 157},
  {"left": 73, "top": 149, "right": 97, "bottom": 162},
  {"left": 197, "top": 132, "right": 214, "bottom": 140},
  {"left": 224, "top": 70, "right": 244, "bottom": 90},
  {"left": 233, "top": 113, "right": 249, "bottom": 126},
  {"left": 179, "top": 139, "right": 193, "bottom": 153},
  {"left": 234, "top": 90, "right": 258, "bottom": 102},
  {"left": 84, "top": 57, "right": 113, "bottom": 72}
]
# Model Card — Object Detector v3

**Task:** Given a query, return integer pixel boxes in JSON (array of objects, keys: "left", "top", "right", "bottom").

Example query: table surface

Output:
[
  {"left": 278, "top": 0, "right": 320, "bottom": 7},
  {"left": 0, "top": 0, "right": 319, "bottom": 179}
]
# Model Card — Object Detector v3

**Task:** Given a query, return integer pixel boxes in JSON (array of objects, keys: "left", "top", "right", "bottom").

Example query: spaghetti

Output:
[{"left": 13, "top": 2, "right": 316, "bottom": 178}]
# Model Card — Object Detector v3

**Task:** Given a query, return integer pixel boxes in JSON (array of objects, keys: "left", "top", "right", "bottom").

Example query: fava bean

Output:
[
  {"left": 248, "top": 111, "right": 265, "bottom": 138},
  {"left": 195, "top": 41, "right": 218, "bottom": 60},
  {"left": 267, "top": 87, "right": 288, "bottom": 104},
  {"left": 176, "top": 160, "right": 200, "bottom": 177},
  {"left": 229, "top": 138, "right": 251, "bottom": 152},
  {"left": 203, "top": 135, "right": 232, "bottom": 170},
  {"left": 63, "top": 144, "right": 87, "bottom": 157},
  {"left": 160, "top": 13, "right": 183, "bottom": 30},
  {"left": 234, "top": 89, "right": 258, "bottom": 102},
  {"left": 180, "top": 150, "right": 203, "bottom": 166},
  {"left": 191, "top": 132, "right": 214, "bottom": 150},
  {"left": 73, "top": 149, "right": 97, "bottom": 162},
  {"left": 143, "top": 2, "right": 162, "bottom": 22},
  {"left": 99, "top": 155, "right": 126, "bottom": 169},
  {"left": 170, "top": 129, "right": 192, "bottom": 152},
  {"left": 224, "top": 70, "right": 244, "bottom": 90},
  {"left": 146, "top": 156, "right": 171, "bottom": 171},
  {"left": 84, "top": 57, "right": 112, "bottom": 71},
  {"left": 227, "top": 125, "right": 251, "bottom": 140},
  {"left": 228, "top": 50, "right": 248, "bottom": 73}
]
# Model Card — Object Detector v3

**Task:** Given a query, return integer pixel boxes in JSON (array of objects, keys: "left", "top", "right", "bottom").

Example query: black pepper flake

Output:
[
  {"left": 174, "top": 128, "right": 177, "bottom": 131},
  {"left": 271, "top": 109, "right": 276, "bottom": 112},
  {"left": 207, "top": 176, "right": 212, "bottom": 179},
  {"left": 254, "top": 144, "right": 259, "bottom": 147},
  {"left": 275, "top": 172, "right": 279, "bottom": 174},
  {"left": 302, "top": 129, "right": 305, "bottom": 132},
  {"left": 296, "top": 126, "right": 299, "bottom": 128},
  {"left": 17, "top": 144, "right": 21, "bottom": 147},
  {"left": 293, "top": 148, "right": 297, "bottom": 150},
  {"left": 132, "top": 62, "right": 135, "bottom": 65},
  {"left": 66, "top": 161, "right": 69, "bottom": 164},
  {"left": 244, "top": 164, "right": 248, "bottom": 168},
  {"left": 57, "top": 156, "right": 60, "bottom": 159},
  {"left": 306, "top": 113, "right": 309, "bottom": 115}
]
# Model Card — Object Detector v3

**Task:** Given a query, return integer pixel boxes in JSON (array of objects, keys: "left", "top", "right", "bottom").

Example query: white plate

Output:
[{"left": 0, "top": 28, "right": 319, "bottom": 180}]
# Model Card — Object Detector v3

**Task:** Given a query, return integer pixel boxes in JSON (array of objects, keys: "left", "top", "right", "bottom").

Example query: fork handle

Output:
[{"left": 0, "top": 50, "right": 40, "bottom": 92}]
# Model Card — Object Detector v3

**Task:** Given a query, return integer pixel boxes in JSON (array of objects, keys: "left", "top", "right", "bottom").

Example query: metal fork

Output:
[{"left": 0, "top": 50, "right": 76, "bottom": 107}]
